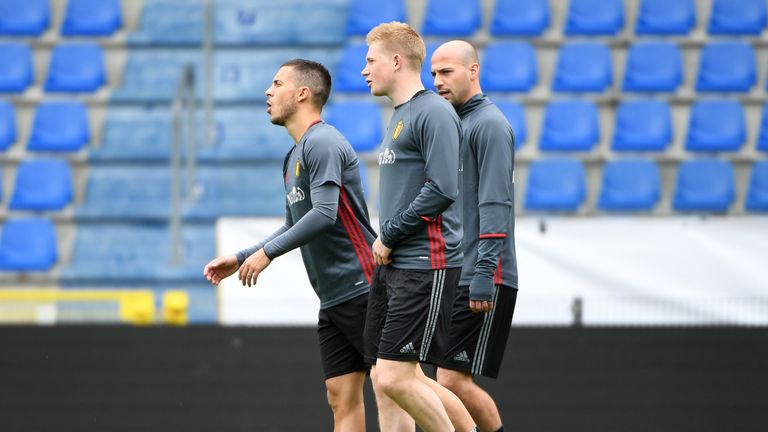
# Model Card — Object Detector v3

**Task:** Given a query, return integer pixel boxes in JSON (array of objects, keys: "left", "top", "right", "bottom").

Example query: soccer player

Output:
[
  {"left": 430, "top": 41, "right": 519, "bottom": 432},
  {"left": 203, "top": 59, "right": 376, "bottom": 432},
  {"left": 361, "top": 22, "right": 477, "bottom": 432}
]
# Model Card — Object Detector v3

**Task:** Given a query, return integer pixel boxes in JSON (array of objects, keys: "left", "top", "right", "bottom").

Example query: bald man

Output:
[{"left": 430, "top": 41, "right": 519, "bottom": 432}]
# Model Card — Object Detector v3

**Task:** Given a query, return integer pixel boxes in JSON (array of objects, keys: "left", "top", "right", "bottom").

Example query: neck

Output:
[
  {"left": 285, "top": 109, "right": 322, "bottom": 144},
  {"left": 460, "top": 87, "right": 483, "bottom": 107},
  {"left": 388, "top": 72, "right": 426, "bottom": 106}
]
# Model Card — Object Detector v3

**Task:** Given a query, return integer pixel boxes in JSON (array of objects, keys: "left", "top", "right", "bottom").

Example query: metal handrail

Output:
[{"left": 170, "top": 65, "right": 196, "bottom": 266}]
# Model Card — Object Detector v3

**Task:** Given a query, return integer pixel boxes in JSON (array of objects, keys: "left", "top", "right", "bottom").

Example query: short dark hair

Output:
[{"left": 281, "top": 59, "right": 332, "bottom": 109}]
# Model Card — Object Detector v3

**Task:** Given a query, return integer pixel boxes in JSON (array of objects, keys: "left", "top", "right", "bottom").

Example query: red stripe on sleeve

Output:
[{"left": 479, "top": 233, "right": 507, "bottom": 239}]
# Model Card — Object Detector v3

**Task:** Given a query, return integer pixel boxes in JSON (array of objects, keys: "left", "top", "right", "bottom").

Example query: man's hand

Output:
[
  {"left": 203, "top": 254, "right": 240, "bottom": 286},
  {"left": 238, "top": 249, "right": 272, "bottom": 287},
  {"left": 372, "top": 237, "right": 392, "bottom": 266},
  {"left": 469, "top": 300, "right": 493, "bottom": 313}
]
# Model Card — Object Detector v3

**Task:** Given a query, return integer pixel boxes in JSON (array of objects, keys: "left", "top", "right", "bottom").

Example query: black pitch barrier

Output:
[{"left": 0, "top": 326, "right": 766, "bottom": 432}]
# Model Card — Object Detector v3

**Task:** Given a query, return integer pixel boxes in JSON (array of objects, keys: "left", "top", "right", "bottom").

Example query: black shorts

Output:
[
  {"left": 437, "top": 284, "right": 517, "bottom": 379},
  {"left": 364, "top": 266, "right": 460, "bottom": 365},
  {"left": 318, "top": 292, "right": 370, "bottom": 380}
]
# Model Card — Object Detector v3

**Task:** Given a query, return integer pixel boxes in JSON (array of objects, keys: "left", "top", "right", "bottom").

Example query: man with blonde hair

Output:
[
  {"left": 361, "top": 22, "right": 477, "bottom": 432},
  {"left": 431, "top": 40, "right": 519, "bottom": 432}
]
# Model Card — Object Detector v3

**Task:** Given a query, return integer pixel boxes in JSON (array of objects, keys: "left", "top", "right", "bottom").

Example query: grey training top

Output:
[
  {"left": 457, "top": 94, "right": 519, "bottom": 300},
  {"left": 377, "top": 90, "right": 463, "bottom": 270},
  {"left": 237, "top": 121, "right": 376, "bottom": 309}
]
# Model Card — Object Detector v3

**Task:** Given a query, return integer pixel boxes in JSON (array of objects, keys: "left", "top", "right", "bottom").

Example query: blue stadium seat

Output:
[
  {"left": 28, "top": 101, "right": 89, "bottom": 152},
  {"left": 90, "top": 108, "right": 172, "bottom": 161},
  {"left": 111, "top": 50, "right": 200, "bottom": 101},
  {"left": 565, "top": 0, "right": 624, "bottom": 35},
  {"left": 335, "top": 43, "right": 369, "bottom": 93},
  {"left": 421, "top": 42, "right": 442, "bottom": 91},
  {"left": 61, "top": 0, "right": 122, "bottom": 36},
  {"left": 613, "top": 100, "right": 672, "bottom": 152},
  {"left": 0, "top": 43, "right": 33, "bottom": 93},
  {"left": 325, "top": 102, "right": 382, "bottom": 153},
  {"left": 696, "top": 42, "right": 756, "bottom": 93},
  {"left": 636, "top": 0, "right": 695, "bottom": 35},
  {"left": 422, "top": 0, "right": 482, "bottom": 36},
  {"left": 481, "top": 42, "right": 537, "bottom": 92},
  {"left": 540, "top": 100, "right": 599, "bottom": 151},
  {"left": 196, "top": 108, "right": 292, "bottom": 161},
  {"left": 0, "top": 218, "right": 57, "bottom": 271},
  {"left": 76, "top": 167, "right": 171, "bottom": 220},
  {"left": 10, "top": 160, "right": 73, "bottom": 211},
  {"left": 496, "top": 101, "right": 527, "bottom": 149},
  {"left": 758, "top": 105, "right": 768, "bottom": 152},
  {"left": 129, "top": 0, "right": 203, "bottom": 45},
  {"left": 685, "top": 100, "right": 745, "bottom": 152},
  {"left": 45, "top": 43, "right": 106, "bottom": 93},
  {"left": 0, "top": 0, "right": 50, "bottom": 36},
  {"left": 347, "top": 0, "right": 406, "bottom": 36},
  {"left": 61, "top": 224, "right": 214, "bottom": 283},
  {"left": 673, "top": 159, "right": 735, "bottom": 212},
  {"left": 708, "top": 0, "right": 766, "bottom": 35},
  {"left": 598, "top": 159, "right": 660, "bottom": 211},
  {"left": 525, "top": 158, "right": 586, "bottom": 211},
  {"left": 184, "top": 166, "right": 285, "bottom": 219},
  {"left": 553, "top": 42, "right": 612, "bottom": 92},
  {"left": 0, "top": 101, "right": 16, "bottom": 151},
  {"left": 490, "top": 0, "right": 550, "bottom": 36},
  {"left": 215, "top": 0, "right": 348, "bottom": 44},
  {"left": 623, "top": 42, "right": 682, "bottom": 92},
  {"left": 746, "top": 161, "right": 768, "bottom": 211}
]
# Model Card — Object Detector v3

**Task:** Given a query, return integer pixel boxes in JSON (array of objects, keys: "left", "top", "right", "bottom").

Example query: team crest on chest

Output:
[{"left": 392, "top": 120, "right": 404, "bottom": 140}]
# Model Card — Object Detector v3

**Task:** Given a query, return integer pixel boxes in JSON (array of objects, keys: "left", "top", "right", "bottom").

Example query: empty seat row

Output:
[
  {"left": 0, "top": 100, "right": 89, "bottom": 152},
  {"left": 0, "top": 218, "right": 57, "bottom": 271},
  {"left": 526, "top": 158, "right": 768, "bottom": 213},
  {"left": 337, "top": 40, "right": 763, "bottom": 95},
  {"left": 0, "top": 0, "right": 121, "bottom": 36},
  {"left": 0, "top": 43, "right": 105, "bottom": 94},
  {"left": 347, "top": 0, "right": 766, "bottom": 37},
  {"left": 0, "top": 159, "right": 73, "bottom": 211}
]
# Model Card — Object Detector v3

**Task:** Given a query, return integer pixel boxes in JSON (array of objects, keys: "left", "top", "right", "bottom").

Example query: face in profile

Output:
[
  {"left": 264, "top": 66, "right": 299, "bottom": 126},
  {"left": 361, "top": 42, "right": 395, "bottom": 97},
  {"left": 431, "top": 50, "right": 473, "bottom": 108}
]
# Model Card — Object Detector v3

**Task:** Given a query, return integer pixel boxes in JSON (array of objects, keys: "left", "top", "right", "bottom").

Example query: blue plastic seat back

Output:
[
  {"left": 495, "top": 101, "right": 527, "bottom": 148},
  {"left": 0, "top": 0, "right": 50, "bottom": 36},
  {"left": 565, "top": 0, "right": 624, "bottom": 35},
  {"left": 28, "top": 101, "right": 90, "bottom": 152},
  {"left": 759, "top": 105, "right": 768, "bottom": 152},
  {"left": 613, "top": 100, "right": 672, "bottom": 152},
  {"left": 129, "top": 0, "right": 203, "bottom": 44},
  {"left": 77, "top": 167, "right": 171, "bottom": 220},
  {"left": 746, "top": 161, "right": 768, "bottom": 211},
  {"left": 686, "top": 100, "right": 745, "bottom": 152},
  {"left": 696, "top": 42, "right": 756, "bottom": 92},
  {"left": 481, "top": 42, "right": 538, "bottom": 92},
  {"left": 636, "top": 0, "right": 695, "bottom": 35},
  {"left": 708, "top": 0, "right": 767, "bottom": 35},
  {"left": 186, "top": 165, "right": 285, "bottom": 218},
  {"left": 540, "top": 100, "right": 599, "bottom": 151},
  {"left": 325, "top": 102, "right": 382, "bottom": 153},
  {"left": 0, "top": 218, "right": 57, "bottom": 271},
  {"left": 553, "top": 42, "right": 612, "bottom": 92},
  {"left": 673, "top": 159, "right": 735, "bottom": 212},
  {"left": 335, "top": 42, "right": 369, "bottom": 93},
  {"left": 0, "top": 43, "right": 34, "bottom": 93},
  {"left": 61, "top": 0, "right": 122, "bottom": 36},
  {"left": 421, "top": 42, "right": 443, "bottom": 91},
  {"left": 347, "top": 0, "right": 406, "bottom": 35},
  {"left": 422, "top": 0, "right": 482, "bottom": 36},
  {"left": 491, "top": 0, "right": 550, "bottom": 36},
  {"left": 623, "top": 42, "right": 682, "bottom": 92},
  {"left": 598, "top": 159, "right": 660, "bottom": 211},
  {"left": 112, "top": 50, "right": 201, "bottom": 101},
  {"left": 45, "top": 43, "right": 106, "bottom": 92},
  {"left": 10, "top": 159, "right": 73, "bottom": 211},
  {"left": 525, "top": 158, "right": 586, "bottom": 211},
  {"left": 0, "top": 101, "right": 16, "bottom": 150}
]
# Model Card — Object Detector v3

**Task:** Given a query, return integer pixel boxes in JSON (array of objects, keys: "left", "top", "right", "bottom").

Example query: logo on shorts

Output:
[
  {"left": 287, "top": 186, "right": 305, "bottom": 205},
  {"left": 399, "top": 342, "right": 416, "bottom": 355},
  {"left": 453, "top": 350, "right": 470, "bottom": 363},
  {"left": 378, "top": 148, "right": 396, "bottom": 165}
]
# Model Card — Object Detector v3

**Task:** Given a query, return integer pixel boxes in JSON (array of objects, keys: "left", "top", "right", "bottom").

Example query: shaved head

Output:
[
  {"left": 430, "top": 40, "right": 481, "bottom": 108},
  {"left": 432, "top": 40, "right": 478, "bottom": 66}
]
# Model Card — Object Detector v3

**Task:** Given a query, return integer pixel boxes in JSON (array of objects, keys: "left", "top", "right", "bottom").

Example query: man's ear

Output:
[
  {"left": 392, "top": 53, "right": 403, "bottom": 71},
  {"left": 469, "top": 62, "right": 480, "bottom": 81},
  {"left": 296, "top": 86, "right": 311, "bottom": 103}
]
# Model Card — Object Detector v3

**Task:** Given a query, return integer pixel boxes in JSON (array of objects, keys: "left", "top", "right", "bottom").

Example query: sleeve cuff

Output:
[{"left": 468, "top": 274, "right": 496, "bottom": 301}]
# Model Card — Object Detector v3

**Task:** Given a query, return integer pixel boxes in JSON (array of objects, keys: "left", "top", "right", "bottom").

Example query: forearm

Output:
[
  {"left": 380, "top": 181, "right": 455, "bottom": 247},
  {"left": 236, "top": 223, "right": 290, "bottom": 266},
  {"left": 470, "top": 202, "right": 512, "bottom": 300}
]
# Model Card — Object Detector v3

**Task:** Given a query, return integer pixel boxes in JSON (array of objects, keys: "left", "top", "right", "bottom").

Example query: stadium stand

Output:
[
  {"left": 613, "top": 100, "right": 672, "bottom": 152},
  {"left": 421, "top": 42, "right": 442, "bottom": 91},
  {"left": 346, "top": 0, "right": 406, "bottom": 36},
  {"left": 525, "top": 159, "right": 586, "bottom": 211},
  {"left": 540, "top": 100, "right": 599, "bottom": 151},
  {"left": 0, "top": 219, "right": 58, "bottom": 272},
  {"left": 0, "top": 101, "right": 16, "bottom": 151},
  {"left": 553, "top": 42, "right": 612, "bottom": 92},
  {"left": 481, "top": 42, "right": 538, "bottom": 92},
  {"left": 9, "top": 160, "right": 73, "bottom": 211},
  {"left": 0, "top": 0, "right": 50, "bottom": 36},
  {"left": 759, "top": 105, "right": 768, "bottom": 152},
  {"left": 61, "top": 0, "right": 123, "bottom": 36},
  {"left": 335, "top": 42, "right": 369, "bottom": 93},
  {"left": 44, "top": 43, "right": 106, "bottom": 93},
  {"left": 673, "top": 159, "right": 735, "bottom": 212},
  {"left": 746, "top": 161, "right": 768, "bottom": 212},
  {"left": 708, "top": 0, "right": 766, "bottom": 35},
  {"left": 496, "top": 101, "right": 527, "bottom": 148},
  {"left": 421, "top": 0, "right": 482, "bottom": 36},
  {"left": 598, "top": 159, "right": 661, "bottom": 212},
  {"left": 27, "top": 101, "right": 89, "bottom": 152},
  {"left": 490, "top": 0, "right": 550, "bottom": 36},
  {"left": 635, "top": 0, "right": 696, "bottom": 35},
  {"left": 324, "top": 101, "right": 382, "bottom": 153},
  {"left": 685, "top": 100, "right": 746, "bottom": 152},
  {"left": 623, "top": 42, "right": 682, "bottom": 93},
  {"left": 0, "top": 43, "right": 33, "bottom": 93},
  {"left": 696, "top": 42, "right": 756, "bottom": 93},
  {"left": 565, "top": 0, "right": 624, "bottom": 35}
]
